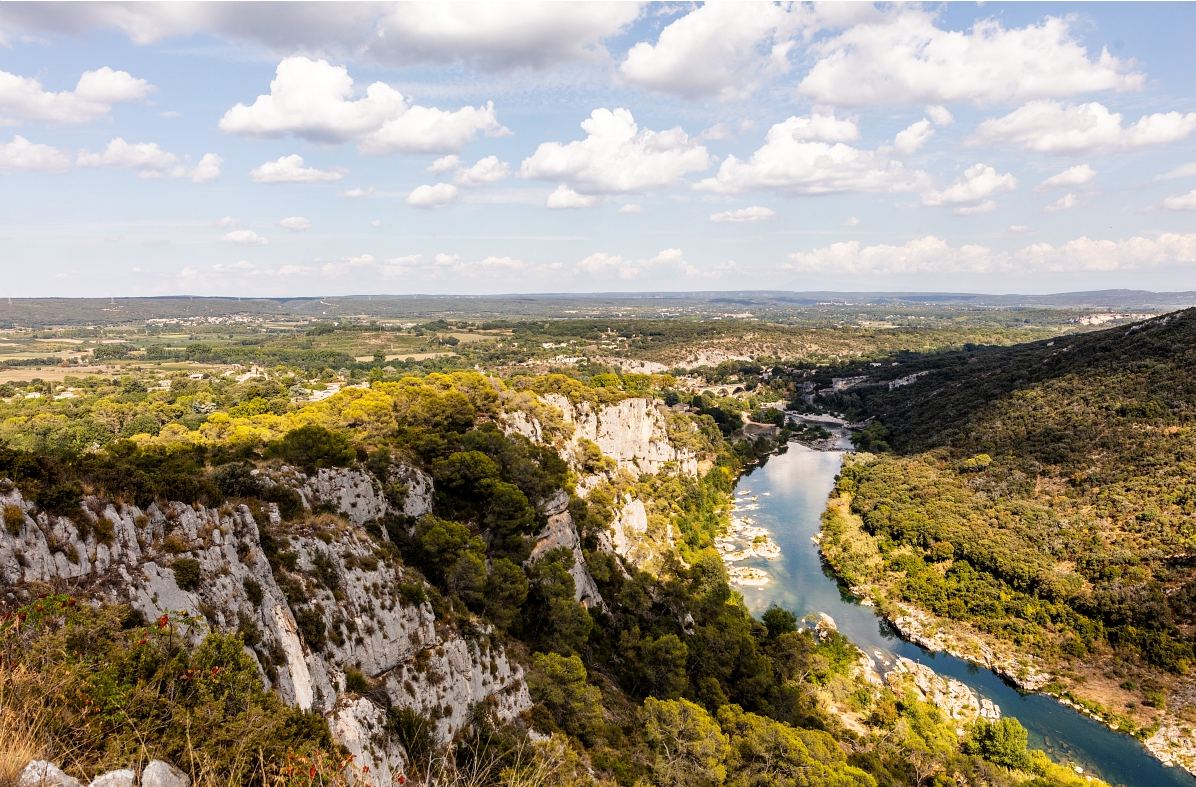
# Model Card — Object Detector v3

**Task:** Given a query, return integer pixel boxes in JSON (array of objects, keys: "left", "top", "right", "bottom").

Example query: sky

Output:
[{"left": 2, "top": 1, "right": 1196, "bottom": 297}]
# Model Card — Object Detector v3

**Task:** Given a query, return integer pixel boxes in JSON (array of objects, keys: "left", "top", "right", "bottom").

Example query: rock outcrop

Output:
[
  {"left": 0, "top": 460, "right": 528, "bottom": 779},
  {"left": 542, "top": 394, "right": 699, "bottom": 478},
  {"left": 528, "top": 490, "right": 606, "bottom": 611},
  {"left": 885, "top": 657, "right": 1000, "bottom": 733}
]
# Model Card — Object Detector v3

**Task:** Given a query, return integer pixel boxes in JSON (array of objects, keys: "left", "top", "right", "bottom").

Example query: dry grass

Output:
[{"left": 0, "top": 666, "right": 54, "bottom": 787}]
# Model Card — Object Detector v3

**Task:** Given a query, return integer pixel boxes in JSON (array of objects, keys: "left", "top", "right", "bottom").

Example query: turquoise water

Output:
[{"left": 732, "top": 441, "right": 1195, "bottom": 787}]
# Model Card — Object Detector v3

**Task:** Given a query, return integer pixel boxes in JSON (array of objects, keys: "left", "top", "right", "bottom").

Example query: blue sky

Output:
[{"left": 2, "top": 1, "right": 1196, "bottom": 297}]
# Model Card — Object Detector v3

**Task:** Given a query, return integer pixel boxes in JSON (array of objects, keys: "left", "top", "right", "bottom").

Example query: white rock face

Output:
[
  {"left": 329, "top": 696, "right": 407, "bottom": 785},
  {"left": 542, "top": 394, "right": 699, "bottom": 478},
  {"left": 886, "top": 657, "right": 1000, "bottom": 731},
  {"left": 608, "top": 495, "right": 674, "bottom": 569},
  {"left": 528, "top": 489, "right": 606, "bottom": 610},
  {"left": 0, "top": 460, "right": 527, "bottom": 777},
  {"left": 87, "top": 770, "right": 134, "bottom": 787},
  {"left": 140, "top": 760, "right": 190, "bottom": 787},
  {"left": 19, "top": 761, "right": 83, "bottom": 787}
]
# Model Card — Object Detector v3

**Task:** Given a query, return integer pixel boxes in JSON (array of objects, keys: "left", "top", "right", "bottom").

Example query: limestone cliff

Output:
[{"left": 0, "top": 463, "right": 529, "bottom": 784}]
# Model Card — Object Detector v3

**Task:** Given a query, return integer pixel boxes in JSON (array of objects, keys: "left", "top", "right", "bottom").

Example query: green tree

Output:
[{"left": 641, "top": 697, "right": 729, "bottom": 787}]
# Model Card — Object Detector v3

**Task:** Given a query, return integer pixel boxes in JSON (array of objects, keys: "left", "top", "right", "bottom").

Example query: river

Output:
[{"left": 730, "top": 437, "right": 1195, "bottom": 787}]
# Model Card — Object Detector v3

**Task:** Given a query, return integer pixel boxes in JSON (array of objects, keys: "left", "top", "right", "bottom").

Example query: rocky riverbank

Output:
[{"left": 819, "top": 490, "right": 1196, "bottom": 780}]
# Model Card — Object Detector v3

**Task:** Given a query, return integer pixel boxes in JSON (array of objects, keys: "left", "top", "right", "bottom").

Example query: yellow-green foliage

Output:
[{"left": 0, "top": 596, "right": 339, "bottom": 785}]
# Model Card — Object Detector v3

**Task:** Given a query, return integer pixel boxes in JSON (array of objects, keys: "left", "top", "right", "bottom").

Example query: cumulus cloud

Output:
[
  {"left": 1163, "top": 189, "right": 1196, "bottom": 211},
  {"left": 222, "top": 229, "right": 268, "bottom": 246},
  {"left": 788, "top": 233, "right": 1196, "bottom": 275},
  {"left": 1040, "top": 164, "right": 1095, "bottom": 189},
  {"left": 220, "top": 56, "right": 507, "bottom": 154},
  {"left": 341, "top": 186, "right": 375, "bottom": 198},
  {"left": 576, "top": 248, "right": 691, "bottom": 280},
  {"left": 800, "top": 12, "right": 1143, "bottom": 106},
  {"left": 893, "top": 119, "right": 933, "bottom": 155},
  {"left": 710, "top": 206, "right": 776, "bottom": 223},
  {"left": 696, "top": 114, "right": 924, "bottom": 195},
  {"left": 0, "top": 66, "right": 152, "bottom": 124},
  {"left": 454, "top": 155, "right": 510, "bottom": 187},
  {"left": 620, "top": 2, "right": 801, "bottom": 100},
  {"left": 921, "top": 163, "right": 1016, "bottom": 213},
  {"left": 0, "top": 2, "right": 641, "bottom": 71},
  {"left": 406, "top": 182, "right": 459, "bottom": 208},
  {"left": 546, "top": 185, "right": 599, "bottom": 209},
  {"left": 0, "top": 135, "right": 70, "bottom": 171},
  {"left": 1046, "top": 193, "right": 1078, "bottom": 212},
  {"left": 617, "top": 203, "right": 642, "bottom": 214},
  {"left": 373, "top": 2, "right": 640, "bottom": 69},
  {"left": 77, "top": 138, "right": 222, "bottom": 182},
  {"left": 250, "top": 154, "right": 345, "bottom": 184},
  {"left": 279, "top": 216, "right": 312, "bottom": 231},
  {"left": 973, "top": 101, "right": 1196, "bottom": 154},
  {"left": 428, "top": 155, "right": 461, "bottom": 174},
  {"left": 520, "top": 108, "right": 709, "bottom": 195},
  {"left": 926, "top": 105, "right": 954, "bottom": 126}
]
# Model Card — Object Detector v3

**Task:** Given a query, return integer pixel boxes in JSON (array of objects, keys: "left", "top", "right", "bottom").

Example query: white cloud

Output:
[
  {"left": 710, "top": 206, "right": 776, "bottom": 223},
  {"left": 407, "top": 182, "right": 459, "bottom": 208},
  {"left": 1040, "top": 164, "right": 1095, "bottom": 189},
  {"left": 341, "top": 186, "right": 375, "bottom": 198},
  {"left": 77, "top": 138, "right": 221, "bottom": 181},
  {"left": 250, "top": 154, "right": 345, "bottom": 184},
  {"left": 191, "top": 153, "right": 222, "bottom": 183},
  {"left": 546, "top": 184, "right": 599, "bottom": 209},
  {"left": 788, "top": 232, "right": 1196, "bottom": 275},
  {"left": 844, "top": 216, "right": 861, "bottom": 227},
  {"left": 279, "top": 216, "right": 312, "bottom": 231},
  {"left": 0, "top": 135, "right": 70, "bottom": 171},
  {"left": 429, "top": 155, "right": 461, "bottom": 174},
  {"left": 1008, "top": 224, "right": 1031, "bottom": 234},
  {"left": 454, "top": 155, "right": 510, "bottom": 187},
  {"left": 218, "top": 216, "right": 240, "bottom": 228},
  {"left": 576, "top": 248, "right": 691, "bottom": 280},
  {"left": 697, "top": 114, "right": 924, "bottom": 195},
  {"left": 374, "top": 2, "right": 640, "bottom": 69},
  {"left": 800, "top": 12, "right": 1143, "bottom": 106},
  {"left": 520, "top": 108, "right": 709, "bottom": 194},
  {"left": 0, "top": 3, "right": 641, "bottom": 71},
  {"left": 617, "top": 203, "right": 642, "bottom": 214},
  {"left": 974, "top": 101, "right": 1196, "bottom": 154},
  {"left": 1162, "top": 189, "right": 1196, "bottom": 211},
  {"left": 1045, "top": 193, "right": 1078, "bottom": 212},
  {"left": 0, "top": 66, "right": 151, "bottom": 124},
  {"left": 620, "top": 2, "right": 800, "bottom": 100},
  {"left": 893, "top": 119, "right": 933, "bottom": 155},
  {"left": 1157, "top": 162, "right": 1196, "bottom": 181},
  {"left": 222, "top": 229, "right": 268, "bottom": 246},
  {"left": 219, "top": 56, "right": 507, "bottom": 154},
  {"left": 922, "top": 163, "right": 1016, "bottom": 212},
  {"left": 926, "top": 105, "right": 954, "bottom": 126}
]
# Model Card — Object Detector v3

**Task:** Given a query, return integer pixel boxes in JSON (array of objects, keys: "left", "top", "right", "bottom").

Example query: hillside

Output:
[
  {"left": 821, "top": 309, "right": 1196, "bottom": 768},
  {"left": 0, "top": 368, "right": 1097, "bottom": 786}
]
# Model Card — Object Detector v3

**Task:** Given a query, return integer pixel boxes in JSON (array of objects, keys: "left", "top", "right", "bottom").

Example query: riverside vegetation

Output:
[
  {"left": 820, "top": 308, "right": 1196, "bottom": 773},
  {"left": 0, "top": 349, "right": 1101, "bottom": 786}
]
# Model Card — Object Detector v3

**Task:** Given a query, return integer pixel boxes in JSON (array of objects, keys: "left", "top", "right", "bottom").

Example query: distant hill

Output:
[{"left": 2, "top": 290, "right": 1195, "bottom": 326}]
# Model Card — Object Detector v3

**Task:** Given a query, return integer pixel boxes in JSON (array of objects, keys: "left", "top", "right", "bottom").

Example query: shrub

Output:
[
  {"left": 173, "top": 558, "right": 201, "bottom": 591},
  {"left": 343, "top": 668, "right": 369, "bottom": 695},
  {"left": 3, "top": 505, "right": 24, "bottom": 536}
]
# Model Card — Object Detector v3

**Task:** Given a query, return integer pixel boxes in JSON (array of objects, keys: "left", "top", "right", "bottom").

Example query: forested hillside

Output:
[
  {"left": 0, "top": 366, "right": 1094, "bottom": 786},
  {"left": 824, "top": 309, "right": 1196, "bottom": 755}
]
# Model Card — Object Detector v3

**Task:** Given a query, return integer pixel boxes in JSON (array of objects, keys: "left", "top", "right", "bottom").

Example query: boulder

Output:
[
  {"left": 18, "top": 761, "right": 83, "bottom": 787},
  {"left": 88, "top": 770, "right": 134, "bottom": 787},
  {"left": 141, "top": 760, "right": 191, "bottom": 787}
]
